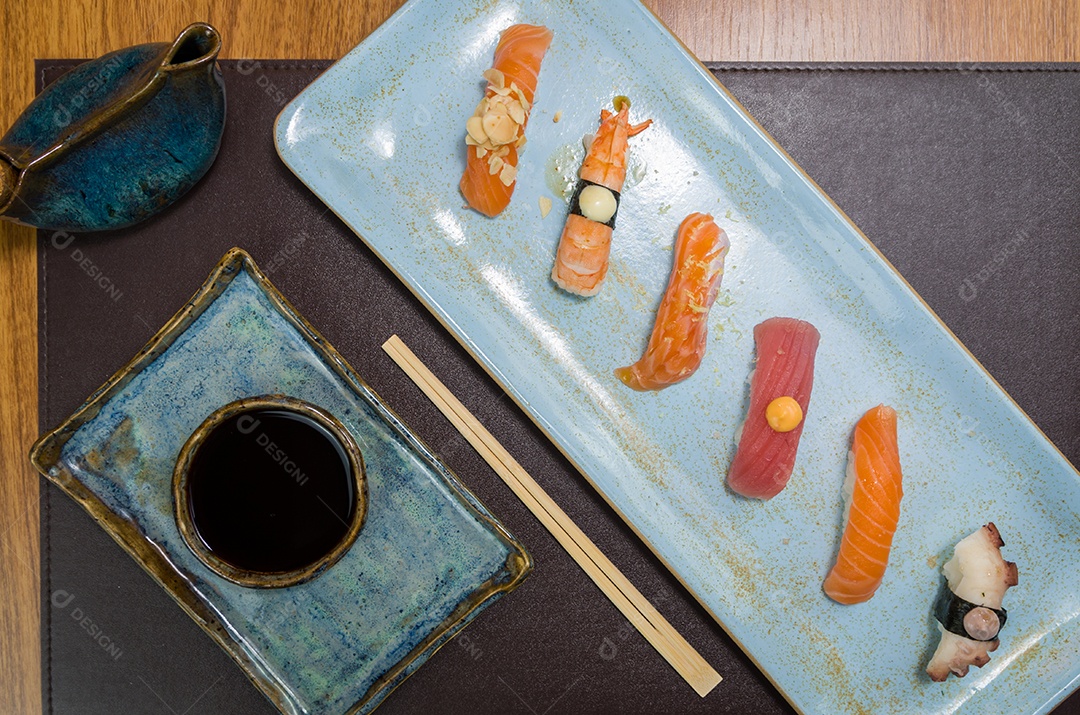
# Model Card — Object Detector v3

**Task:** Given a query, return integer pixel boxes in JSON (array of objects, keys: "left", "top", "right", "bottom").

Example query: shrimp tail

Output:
[{"left": 628, "top": 119, "right": 653, "bottom": 137}]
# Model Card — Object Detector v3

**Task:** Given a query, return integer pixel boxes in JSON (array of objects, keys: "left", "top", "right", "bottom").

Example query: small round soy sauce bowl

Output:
[{"left": 173, "top": 395, "right": 366, "bottom": 588}]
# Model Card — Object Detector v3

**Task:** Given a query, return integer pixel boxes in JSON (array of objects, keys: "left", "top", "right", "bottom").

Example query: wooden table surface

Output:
[{"left": 1, "top": 1, "right": 1076, "bottom": 712}]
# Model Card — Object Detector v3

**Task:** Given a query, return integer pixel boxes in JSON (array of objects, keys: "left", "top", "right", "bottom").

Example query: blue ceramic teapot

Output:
[{"left": 0, "top": 23, "right": 225, "bottom": 232}]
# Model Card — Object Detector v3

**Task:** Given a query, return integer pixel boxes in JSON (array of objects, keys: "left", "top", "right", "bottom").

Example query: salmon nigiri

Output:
[
  {"left": 726, "top": 317, "right": 820, "bottom": 499},
  {"left": 459, "top": 24, "right": 553, "bottom": 217},
  {"left": 551, "top": 98, "right": 652, "bottom": 296},
  {"left": 823, "top": 405, "right": 904, "bottom": 604},
  {"left": 615, "top": 213, "right": 728, "bottom": 390}
]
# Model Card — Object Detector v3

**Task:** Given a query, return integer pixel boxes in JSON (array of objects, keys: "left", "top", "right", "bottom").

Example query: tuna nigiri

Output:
[
  {"left": 459, "top": 24, "right": 553, "bottom": 217},
  {"left": 726, "top": 317, "right": 820, "bottom": 499},
  {"left": 823, "top": 405, "right": 904, "bottom": 604},
  {"left": 551, "top": 98, "right": 652, "bottom": 296},
  {"left": 615, "top": 213, "right": 728, "bottom": 390}
]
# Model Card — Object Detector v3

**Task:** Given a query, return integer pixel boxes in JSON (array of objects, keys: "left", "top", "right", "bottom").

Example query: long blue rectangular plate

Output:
[{"left": 274, "top": 1, "right": 1080, "bottom": 712}]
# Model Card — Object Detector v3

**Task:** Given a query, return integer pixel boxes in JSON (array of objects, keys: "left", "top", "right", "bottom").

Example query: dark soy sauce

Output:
[{"left": 185, "top": 408, "right": 356, "bottom": 573}]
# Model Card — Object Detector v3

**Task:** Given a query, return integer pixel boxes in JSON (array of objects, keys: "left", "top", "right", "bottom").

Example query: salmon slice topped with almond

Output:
[{"left": 459, "top": 24, "right": 553, "bottom": 217}]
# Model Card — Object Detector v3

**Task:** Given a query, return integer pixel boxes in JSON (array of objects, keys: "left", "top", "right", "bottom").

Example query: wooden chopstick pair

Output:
[{"left": 382, "top": 335, "right": 721, "bottom": 697}]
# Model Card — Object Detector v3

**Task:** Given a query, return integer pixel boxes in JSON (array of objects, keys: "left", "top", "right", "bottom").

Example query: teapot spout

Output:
[{"left": 161, "top": 23, "right": 222, "bottom": 69}]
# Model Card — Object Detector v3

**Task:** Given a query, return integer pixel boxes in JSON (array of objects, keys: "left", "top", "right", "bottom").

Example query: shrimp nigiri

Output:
[
  {"left": 460, "top": 24, "right": 553, "bottom": 217},
  {"left": 726, "top": 317, "right": 820, "bottom": 499},
  {"left": 823, "top": 404, "right": 904, "bottom": 604},
  {"left": 551, "top": 98, "right": 651, "bottom": 296},
  {"left": 615, "top": 213, "right": 728, "bottom": 390}
]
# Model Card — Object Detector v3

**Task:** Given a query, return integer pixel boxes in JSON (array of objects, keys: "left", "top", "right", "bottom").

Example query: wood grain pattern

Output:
[
  {"left": 1, "top": 1, "right": 1075, "bottom": 713},
  {"left": 650, "top": 0, "right": 1078, "bottom": 64}
]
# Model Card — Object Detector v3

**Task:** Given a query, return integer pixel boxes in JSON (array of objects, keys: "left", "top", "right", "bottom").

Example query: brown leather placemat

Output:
[{"left": 38, "top": 60, "right": 1080, "bottom": 714}]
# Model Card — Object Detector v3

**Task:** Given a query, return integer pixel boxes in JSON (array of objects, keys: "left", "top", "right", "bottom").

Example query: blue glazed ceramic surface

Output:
[
  {"left": 0, "top": 24, "right": 225, "bottom": 231},
  {"left": 30, "top": 249, "right": 530, "bottom": 715},
  {"left": 274, "top": 1, "right": 1080, "bottom": 713}
]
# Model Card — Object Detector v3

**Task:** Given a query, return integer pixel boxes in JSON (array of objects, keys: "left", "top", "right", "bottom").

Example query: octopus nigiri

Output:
[
  {"left": 615, "top": 213, "right": 728, "bottom": 390},
  {"left": 460, "top": 24, "right": 553, "bottom": 217},
  {"left": 823, "top": 405, "right": 904, "bottom": 604},
  {"left": 726, "top": 317, "right": 820, "bottom": 499},
  {"left": 551, "top": 98, "right": 651, "bottom": 295},
  {"left": 926, "top": 523, "right": 1018, "bottom": 681}
]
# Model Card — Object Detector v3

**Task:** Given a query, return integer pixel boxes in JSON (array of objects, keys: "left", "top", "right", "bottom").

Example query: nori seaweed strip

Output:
[
  {"left": 568, "top": 179, "right": 621, "bottom": 229},
  {"left": 932, "top": 582, "right": 1008, "bottom": 641}
]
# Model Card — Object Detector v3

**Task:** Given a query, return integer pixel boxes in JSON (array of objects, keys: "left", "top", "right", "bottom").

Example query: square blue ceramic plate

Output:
[
  {"left": 274, "top": 1, "right": 1080, "bottom": 712},
  {"left": 30, "top": 249, "right": 531, "bottom": 715}
]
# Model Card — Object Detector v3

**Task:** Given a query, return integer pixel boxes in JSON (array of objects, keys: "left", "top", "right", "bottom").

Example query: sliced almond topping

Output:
[
  {"left": 466, "top": 116, "right": 487, "bottom": 143},
  {"left": 508, "top": 101, "right": 526, "bottom": 125},
  {"left": 481, "top": 112, "right": 502, "bottom": 140},
  {"left": 553, "top": 110, "right": 562, "bottom": 123},
  {"left": 511, "top": 83, "right": 529, "bottom": 111},
  {"left": 484, "top": 113, "right": 518, "bottom": 145},
  {"left": 499, "top": 162, "right": 517, "bottom": 186},
  {"left": 482, "top": 68, "right": 505, "bottom": 89},
  {"left": 488, "top": 156, "right": 504, "bottom": 175},
  {"left": 467, "top": 70, "right": 531, "bottom": 160},
  {"left": 539, "top": 196, "right": 553, "bottom": 218}
]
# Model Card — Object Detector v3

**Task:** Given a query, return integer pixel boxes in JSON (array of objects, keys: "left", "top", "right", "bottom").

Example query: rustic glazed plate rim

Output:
[{"left": 29, "top": 247, "right": 533, "bottom": 715}]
